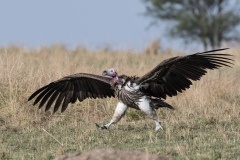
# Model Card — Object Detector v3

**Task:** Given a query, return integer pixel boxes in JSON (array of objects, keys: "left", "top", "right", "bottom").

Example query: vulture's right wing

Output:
[
  {"left": 28, "top": 73, "right": 115, "bottom": 113},
  {"left": 135, "top": 48, "right": 233, "bottom": 99}
]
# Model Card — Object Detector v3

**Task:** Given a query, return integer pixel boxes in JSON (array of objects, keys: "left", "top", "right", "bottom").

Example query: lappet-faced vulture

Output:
[{"left": 29, "top": 48, "right": 233, "bottom": 131}]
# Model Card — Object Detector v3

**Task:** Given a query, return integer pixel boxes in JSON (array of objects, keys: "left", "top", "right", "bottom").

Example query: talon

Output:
[
  {"left": 96, "top": 123, "right": 108, "bottom": 130},
  {"left": 102, "top": 126, "right": 108, "bottom": 129}
]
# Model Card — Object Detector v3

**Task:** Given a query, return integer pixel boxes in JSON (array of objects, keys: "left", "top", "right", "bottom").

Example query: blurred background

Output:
[{"left": 1, "top": 0, "right": 240, "bottom": 53}]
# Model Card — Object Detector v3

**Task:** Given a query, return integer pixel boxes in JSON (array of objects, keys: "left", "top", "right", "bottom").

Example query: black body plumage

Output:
[{"left": 113, "top": 76, "right": 144, "bottom": 109}]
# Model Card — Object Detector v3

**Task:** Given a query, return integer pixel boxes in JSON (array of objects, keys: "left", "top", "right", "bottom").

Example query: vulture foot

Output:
[
  {"left": 155, "top": 123, "right": 163, "bottom": 131},
  {"left": 95, "top": 123, "right": 108, "bottom": 130}
]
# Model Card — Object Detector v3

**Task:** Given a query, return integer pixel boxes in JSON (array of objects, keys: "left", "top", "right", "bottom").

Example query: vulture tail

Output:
[{"left": 150, "top": 98, "right": 174, "bottom": 110}]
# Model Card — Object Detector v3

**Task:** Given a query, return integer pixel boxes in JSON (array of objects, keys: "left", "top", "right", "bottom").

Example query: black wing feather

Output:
[
  {"left": 135, "top": 48, "right": 233, "bottom": 99},
  {"left": 28, "top": 73, "right": 115, "bottom": 113}
]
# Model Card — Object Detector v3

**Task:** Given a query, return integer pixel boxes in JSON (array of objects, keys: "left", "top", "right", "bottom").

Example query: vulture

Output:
[{"left": 28, "top": 48, "right": 233, "bottom": 131}]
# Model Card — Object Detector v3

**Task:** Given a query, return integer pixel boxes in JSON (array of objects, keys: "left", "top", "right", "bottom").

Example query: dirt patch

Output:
[{"left": 55, "top": 149, "right": 170, "bottom": 160}]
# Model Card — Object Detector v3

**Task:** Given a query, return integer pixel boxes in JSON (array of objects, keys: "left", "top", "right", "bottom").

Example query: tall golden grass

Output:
[{"left": 0, "top": 44, "right": 239, "bottom": 159}]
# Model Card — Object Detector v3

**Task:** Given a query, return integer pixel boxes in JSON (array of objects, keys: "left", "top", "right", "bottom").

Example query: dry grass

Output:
[{"left": 0, "top": 45, "right": 239, "bottom": 159}]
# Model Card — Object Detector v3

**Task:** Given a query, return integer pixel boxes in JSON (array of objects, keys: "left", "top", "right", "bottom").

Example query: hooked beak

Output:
[{"left": 102, "top": 70, "right": 107, "bottom": 76}]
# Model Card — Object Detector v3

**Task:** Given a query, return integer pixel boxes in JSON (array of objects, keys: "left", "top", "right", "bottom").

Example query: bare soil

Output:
[{"left": 55, "top": 149, "right": 170, "bottom": 160}]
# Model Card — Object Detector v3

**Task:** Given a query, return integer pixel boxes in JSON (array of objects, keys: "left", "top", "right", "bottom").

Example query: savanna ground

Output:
[{"left": 0, "top": 45, "right": 239, "bottom": 160}]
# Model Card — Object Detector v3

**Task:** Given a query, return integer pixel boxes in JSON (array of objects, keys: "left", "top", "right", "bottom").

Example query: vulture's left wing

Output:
[
  {"left": 28, "top": 73, "right": 115, "bottom": 113},
  {"left": 135, "top": 48, "right": 233, "bottom": 99}
]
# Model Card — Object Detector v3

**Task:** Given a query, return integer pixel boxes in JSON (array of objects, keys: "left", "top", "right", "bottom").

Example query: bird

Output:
[{"left": 28, "top": 48, "right": 233, "bottom": 131}]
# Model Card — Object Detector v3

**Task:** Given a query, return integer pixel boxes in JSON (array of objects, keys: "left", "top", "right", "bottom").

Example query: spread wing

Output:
[
  {"left": 28, "top": 73, "right": 115, "bottom": 113},
  {"left": 135, "top": 48, "right": 233, "bottom": 99}
]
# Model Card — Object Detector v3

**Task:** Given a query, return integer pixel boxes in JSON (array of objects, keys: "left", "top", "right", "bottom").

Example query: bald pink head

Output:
[{"left": 102, "top": 68, "right": 118, "bottom": 77}]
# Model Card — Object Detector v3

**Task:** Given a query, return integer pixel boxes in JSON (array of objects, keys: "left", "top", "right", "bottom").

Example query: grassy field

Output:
[{"left": 0, "top": 45, "right": 239, "bottom": 159}]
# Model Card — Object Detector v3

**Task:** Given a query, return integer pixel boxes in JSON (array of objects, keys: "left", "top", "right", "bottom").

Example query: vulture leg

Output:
[
  {"left": 138, "top": 96, "right": 163, "bottom": 131},
  {"left": 96, "top": 102, "right": 128, "bottom": 130},
  {"left": 152, "top": 111, "right": 163, "bottom": 131}
]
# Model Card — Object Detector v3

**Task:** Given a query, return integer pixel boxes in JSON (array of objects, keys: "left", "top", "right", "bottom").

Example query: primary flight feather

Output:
[{"left": 28, "top": 48, "right": 233, "bottom": 131}]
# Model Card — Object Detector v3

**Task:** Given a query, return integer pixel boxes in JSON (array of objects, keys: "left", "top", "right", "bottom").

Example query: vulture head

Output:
[
  {"left": 102, "top": 68, "right": 120, "bottom": 83},
  {"left": 102, "top": 68, "right": 118, "bottom": 77}
]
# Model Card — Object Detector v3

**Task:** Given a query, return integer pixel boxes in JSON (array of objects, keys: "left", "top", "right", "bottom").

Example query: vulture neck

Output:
[{"left": 113, "top": 75, "right": 122, "bottom": 85}]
